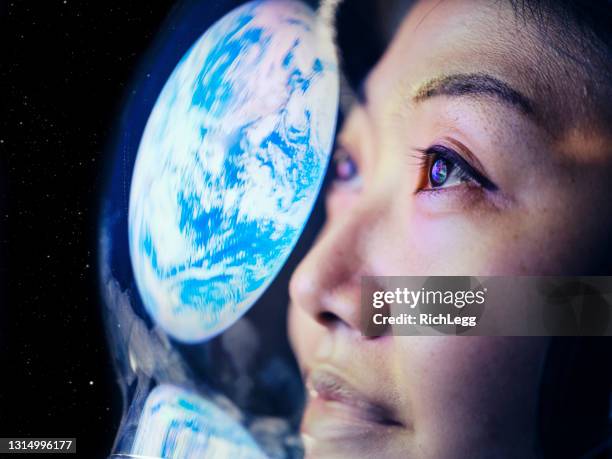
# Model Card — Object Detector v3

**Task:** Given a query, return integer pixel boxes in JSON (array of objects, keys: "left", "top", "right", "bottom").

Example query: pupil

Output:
[{"left": 430, "top": 158, "right": 448, "bottom": 186}]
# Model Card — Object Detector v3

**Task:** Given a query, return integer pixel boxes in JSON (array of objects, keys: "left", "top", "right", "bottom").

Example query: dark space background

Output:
[
  {"left": 0, "top": 0, "right": 388, "bottom": 457},
  {"left": 2, "top": 1, "right": 178, "bottom": 457}
]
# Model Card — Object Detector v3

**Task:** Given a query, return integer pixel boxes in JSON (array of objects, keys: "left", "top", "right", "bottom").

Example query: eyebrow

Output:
[{"left": 413, "top": 73, "right": 535, "bottom": 115}]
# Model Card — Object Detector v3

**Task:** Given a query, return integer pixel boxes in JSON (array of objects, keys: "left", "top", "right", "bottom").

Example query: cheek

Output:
[
  {"left": 373, "top": 202, "right": 500, "bottom": 275},
  {"left": 392, "top": 337, "right": 548, "bottom": 451},
  {"left": 390, "top": 199, "right": 568, "bottom": 276}
]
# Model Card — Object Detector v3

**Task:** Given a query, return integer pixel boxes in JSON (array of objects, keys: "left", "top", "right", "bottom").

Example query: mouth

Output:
[{"left": 301, "top": 366, "right": 404, "bottom": 445}]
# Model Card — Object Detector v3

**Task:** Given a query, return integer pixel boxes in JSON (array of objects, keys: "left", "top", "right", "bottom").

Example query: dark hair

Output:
[
  {"left": 508, "top": 4, "right": 612, "bottom": 457},
  {"left": 507, "top": 0, "right": 612, "bottom": 131},
  {"left": 507, "top": 0, "right": 612, "bottom": 63},
  {"left": 539, "top": 338, "right": 612, "bottom": 458}
]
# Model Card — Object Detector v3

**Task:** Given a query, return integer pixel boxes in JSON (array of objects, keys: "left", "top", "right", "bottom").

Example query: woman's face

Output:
[{"left": 288, "top": 0, "right": 612, "bottom": 458}]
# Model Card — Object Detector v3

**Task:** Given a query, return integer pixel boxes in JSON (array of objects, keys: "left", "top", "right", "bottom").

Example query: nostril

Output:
[{"left": 317, "top": 311, "right": 340, "bottom": 326}]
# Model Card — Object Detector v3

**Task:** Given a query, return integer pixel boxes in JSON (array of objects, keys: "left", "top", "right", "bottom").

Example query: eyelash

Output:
[
  {"left": 331, "top": 145, "right": 497, "bottom": 192},
  {"left": 414, "top": 145, "right": 497, "bottom": 192}
]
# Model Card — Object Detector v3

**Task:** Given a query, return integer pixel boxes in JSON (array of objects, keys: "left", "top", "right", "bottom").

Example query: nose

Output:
[{"left": 289, "top": 199, "right": 376, "bottom": 333}]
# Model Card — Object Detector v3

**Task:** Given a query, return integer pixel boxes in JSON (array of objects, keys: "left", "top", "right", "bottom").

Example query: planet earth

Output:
[{"left": 128, "top": 0, "right": 339, "bottom": 343}]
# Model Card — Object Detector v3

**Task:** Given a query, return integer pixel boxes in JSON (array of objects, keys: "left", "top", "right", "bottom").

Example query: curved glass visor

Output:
[
  {"left": 129, "top": 0, "right": 338, "bottom": 344},
  {"left": 99, "top": 0, "right": 338, "bottom": 457}
]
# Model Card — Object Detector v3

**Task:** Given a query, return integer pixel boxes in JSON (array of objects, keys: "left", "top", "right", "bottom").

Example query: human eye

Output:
[
  {"left": 416, "top": 144, "right": 497, "bottom": 192},
  {"left": 331, "top": 146, "right": 362, "bottom": 189}
]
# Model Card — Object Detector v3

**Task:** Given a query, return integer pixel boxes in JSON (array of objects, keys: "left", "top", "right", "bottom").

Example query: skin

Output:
[{"left": 287, "top": 0, "right": 612, "bottom": 458}]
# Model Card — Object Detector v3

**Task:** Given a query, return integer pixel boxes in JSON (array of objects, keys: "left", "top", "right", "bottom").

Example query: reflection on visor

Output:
[
  {"left": 128, "top": 0, "right": 339, "bottom": 343},
  {"left": 131, "top": 385, "right": 267, "bottom": 459},
  {"left": 102, "top": 0, "right": 339, "bottom": 457}
]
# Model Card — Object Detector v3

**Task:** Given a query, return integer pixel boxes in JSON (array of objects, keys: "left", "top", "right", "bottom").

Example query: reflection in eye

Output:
[
  {"left": 418, "top": 145, "right": 497, "bottom": 191},
  {"left": 332, "top": 147, "right": 361, "bottom": 187},
  {"left": 430, "top": 157, "right": 449, "bottom": 186}
]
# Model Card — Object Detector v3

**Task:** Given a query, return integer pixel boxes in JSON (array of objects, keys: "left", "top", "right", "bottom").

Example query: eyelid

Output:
[
  {"left": 440, "top": 138, "right": 488, "bottom": 177},
  {"left": 333, "top": 144, "right": 351, "bottom": 162},
  {"left": 419, "top": 144, "right": 497, "bottom": 191}
]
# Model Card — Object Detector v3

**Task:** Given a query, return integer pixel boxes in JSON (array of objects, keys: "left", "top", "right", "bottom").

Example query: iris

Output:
[
  {"left": 430, "top": 158, "right": 449, "bottom": 186},
  {"left": 333, "top": 147, "right": 359, "bottom": 183}
]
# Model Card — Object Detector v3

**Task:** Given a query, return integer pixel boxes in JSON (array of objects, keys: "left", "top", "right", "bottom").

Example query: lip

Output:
[{"left": 301, "top": 366, "right": 404, "bottom": 443}]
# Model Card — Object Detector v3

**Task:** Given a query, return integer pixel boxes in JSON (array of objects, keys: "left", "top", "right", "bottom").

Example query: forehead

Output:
[{"left": 365, "top": 0, "right": 557, "bottom": 122}]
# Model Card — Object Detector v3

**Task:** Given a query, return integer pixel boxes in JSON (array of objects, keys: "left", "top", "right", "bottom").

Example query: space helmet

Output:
[{"left": 98, "top": 0, "right": 339, "bottom": 457}]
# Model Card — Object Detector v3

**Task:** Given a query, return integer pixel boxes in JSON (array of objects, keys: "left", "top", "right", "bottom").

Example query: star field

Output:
[{"left": 2, "top": 1, "right": 175, "bottom": 457}]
